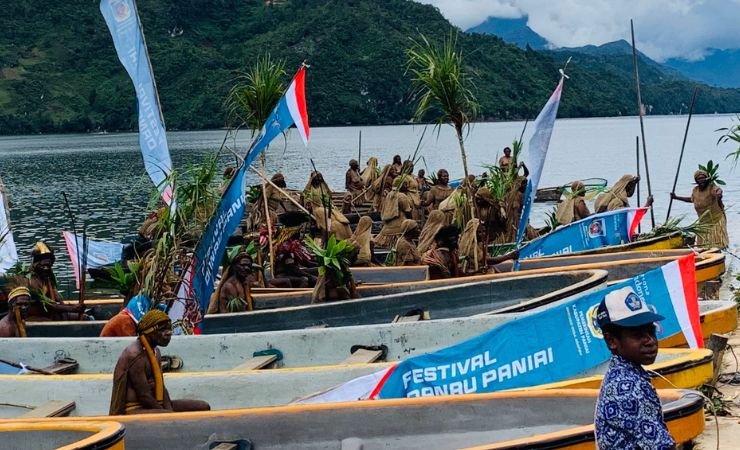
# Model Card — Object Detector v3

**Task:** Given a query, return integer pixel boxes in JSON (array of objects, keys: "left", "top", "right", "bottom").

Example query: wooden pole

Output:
[
  {"left": 358, "top": 130, "right": 362, "bottom": 165},
  {"left": 630, "top": 19, "right": 655, "bottom": 228},
  {"left": 666, "top": 87, "right": 699, "bottom": 221},
  {"left": 636, "top": 136, "right": 641, "bottom": 234},
  {"left": 260, "top": 159, "right": 276, "bottom": 281},
  {"left": 248, "top": 167, "right": 316, "bottom": 219}
]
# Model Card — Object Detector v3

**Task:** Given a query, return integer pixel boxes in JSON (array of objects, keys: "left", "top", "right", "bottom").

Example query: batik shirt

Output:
[{"left": 594, "top": 355, "right": 675, "bottom": 450}]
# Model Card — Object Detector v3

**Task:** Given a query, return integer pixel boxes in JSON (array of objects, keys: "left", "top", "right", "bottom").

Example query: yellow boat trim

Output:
[
  {"left": 661, "top": 302, "right": 738, "bottom": 348},
  {"left": 0, "top": 420, "right": 125, "bottom": 450}
]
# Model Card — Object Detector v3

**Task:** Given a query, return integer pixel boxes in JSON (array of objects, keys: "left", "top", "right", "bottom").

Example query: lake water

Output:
[{"left": 1, "top": 114, "right": 739, "bottom": 289}]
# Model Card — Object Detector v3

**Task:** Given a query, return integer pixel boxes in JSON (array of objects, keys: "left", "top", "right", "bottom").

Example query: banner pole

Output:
[
  {"left": 636, "top": 136, "right": 641, "bottom": 234},
  {"left": 631, "top": 19, "right": 655, "bottom": 228}
]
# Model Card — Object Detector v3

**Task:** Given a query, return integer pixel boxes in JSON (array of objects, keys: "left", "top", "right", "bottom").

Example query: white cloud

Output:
[{"left": 418, "top": 0, "right": 740, "bottom": 61}]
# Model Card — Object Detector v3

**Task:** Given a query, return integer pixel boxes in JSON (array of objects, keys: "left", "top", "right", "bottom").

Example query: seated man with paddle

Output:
[
  {"left": 110, "top": 310, "right": 210, "bottom": 415},
  {"left": 27, "top": 242, "right": 85, "bottom": 321}
]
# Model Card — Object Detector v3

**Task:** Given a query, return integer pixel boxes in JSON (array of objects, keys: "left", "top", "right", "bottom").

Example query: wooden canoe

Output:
[
  {"left": 26, "top": 269, "right": 608, "bottom": 337},
  {"left": 0, "top": 348, "right": 711, "bottom": 420},
  {"left": 0, "top": 389, "right": 702, "bottom": 450},
  {"left": 0, "top": 420, "right": 125, "bottom": 450},
  {"left": 5, "top": 299, "right": 732, "bottom": 375}
]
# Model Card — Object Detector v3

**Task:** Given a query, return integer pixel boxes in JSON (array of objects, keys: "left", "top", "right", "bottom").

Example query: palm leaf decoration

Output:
[
  {"left": 698, "top": 160, "right": 726, "bottom": 186},
  {"left": 716, "top": 114, "right": 740, "bottom": 161},
  {"left": 406, "top": 32, "right": 478, "bottom": 181},
  {"left": 225, "top": 54, "right": 287, "bottom": 133},
  {"left": 304, "top": 236, "right": 355, "bottom": 285}
]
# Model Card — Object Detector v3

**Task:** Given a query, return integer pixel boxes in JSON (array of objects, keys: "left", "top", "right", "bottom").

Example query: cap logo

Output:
[{"left": 625, "top": 293, "right": 642, "bottom": 311}]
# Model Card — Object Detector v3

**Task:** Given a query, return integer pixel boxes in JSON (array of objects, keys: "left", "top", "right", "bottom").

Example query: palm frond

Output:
[{"left": 224, "top": 54, "right": 287, "bottom": 132}]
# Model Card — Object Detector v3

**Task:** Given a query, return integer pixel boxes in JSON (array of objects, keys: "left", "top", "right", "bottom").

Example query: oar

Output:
[
  {"left": 666, "top": 87, "right": 700, "bottom": 221},
  {"left": 630, "top": 19, "right": 655, "bottom": 228}
]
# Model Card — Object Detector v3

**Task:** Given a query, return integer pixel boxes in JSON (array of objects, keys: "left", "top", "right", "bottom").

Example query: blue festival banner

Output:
[
  {"left": 189, "top": 67, "right": 310, "bottom": 315},
  {"left": 100, "top": 0, "right": 174, "bottom": 205},
  {"left": 514, "top": 76, "right": 564, "bottom": 260},
  {"left": 518, "top": 207, "right": 647, "bottom": 259},
  {"left": 369, "top": 255, "right": 702, "bottom": 399}
]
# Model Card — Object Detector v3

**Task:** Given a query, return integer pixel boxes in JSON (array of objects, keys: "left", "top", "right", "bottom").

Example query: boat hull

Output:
[
  {"left": 0, "top": 420, "right": 125, "bottom": 450},
  {"left": 26, "top": 270, "right": 608, "bottom": 337},
  {"left": 0, "top": 389, "right": 703, "bottom": 450}
]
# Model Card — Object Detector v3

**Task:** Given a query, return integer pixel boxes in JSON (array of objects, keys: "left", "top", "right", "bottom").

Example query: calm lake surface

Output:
[{"left": 1, "top": 114, "right": 739, "bottom": 288}]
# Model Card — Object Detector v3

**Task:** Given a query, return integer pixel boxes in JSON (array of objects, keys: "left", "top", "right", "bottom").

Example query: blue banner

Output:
[
  {"left": 189, "top": 67, "right": 309, "bottom": 315},
  {"left": 519, "top": 207, "right": 647, "bottom": 259},
  {"left": 373, "top": 255, "right": 701, "bottom": 399},
  {"left": 100, "top": 0, "right": 174, "bottom": 205}
]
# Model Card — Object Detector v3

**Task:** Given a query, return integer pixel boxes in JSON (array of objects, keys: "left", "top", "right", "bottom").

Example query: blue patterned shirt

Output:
[{"left": 594, "top": 355, "right": 675, "bottom": 450}]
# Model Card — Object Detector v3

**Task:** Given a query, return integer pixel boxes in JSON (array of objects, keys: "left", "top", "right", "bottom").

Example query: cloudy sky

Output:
[{"left": 418, "top": 0, "right": 740, "bottom": 61}]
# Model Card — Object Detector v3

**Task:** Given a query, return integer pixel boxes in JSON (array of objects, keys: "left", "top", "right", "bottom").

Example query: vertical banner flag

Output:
[
  {"left": 63, "top": 232, "right": 124, "bottom": 289},
  {"left": 100, "top": 0, "right": 174, "bottom": 205},
  {"left": 188, "top": 66, "right": 310, "bottom": 316},
  {"left": 515, "top": 77, "right": 565, "bottom": 263},
  {"left": 518, "top": 207, "right": 647, "bottom": 259},
  {"left": 300, "top": 256, "right": 702, "bottom": 403},
  {"left": 0, "top": 183, "right": 17, "bottom": 273}
]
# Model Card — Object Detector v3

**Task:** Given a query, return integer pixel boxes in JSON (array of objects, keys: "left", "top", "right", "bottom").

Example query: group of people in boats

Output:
[{"left": 0, "top": 152, "right": 729, "bottom": 416}]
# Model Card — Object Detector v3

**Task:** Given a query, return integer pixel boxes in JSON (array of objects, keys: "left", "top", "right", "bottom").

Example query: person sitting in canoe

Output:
[
  {"left": 391, "top": 154, "right": 403, "bottom": 174},
  {"left": 594, "top": 287, "right": 674, "bottom": 449},
  {"left": 375, "top": 177, "right": 413, "bottom": 248},
  {"left": 207, "top": 252, "right": 258, "bottom": 314},
  {"left": 345, "top": 159, "right": 365, "bottom": 198},
  {"left": 110, "top": 310, "right": 210, "bottom": 415},
  {"left": 555, "top": 180, "right": 591, "bottom": 225},
  {"left": 0, "top": 284, "right": 30, "bottom": 338},
  {"left": 594, "top": 175, "right": 653, "bottom": 213},
  {"left": 423, "top": 169, "right": 453, "bottom": 212},
  {"left": 26, "top": 242, "right": 85, "bottom": 321},
  {"left": 422, "top": 224, "right": 460, "bottom": 279},
  {"left": 394, "top": 219, "right": 421, "bottom": 266}
]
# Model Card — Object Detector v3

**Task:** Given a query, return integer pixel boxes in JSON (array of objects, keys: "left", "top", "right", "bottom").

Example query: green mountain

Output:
[
  {"left": 467, "top": 16, "right": 550, "bottom": 50},
  {"left": 1, "top": 0, "right": 740, "bottom": 135}
]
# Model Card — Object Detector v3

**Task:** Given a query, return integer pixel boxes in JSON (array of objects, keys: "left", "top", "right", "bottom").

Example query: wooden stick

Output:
[
  {"left": 630, "top": 19, "right": 655, "bottom": 228},
  {"left": 358, "top": 130, "right": 362, "bottom": 166},
  {"left": 260, "top": 158, "right": 276, "bottom": 280},
  {"left": 636, "top": 136, "right": 641, "bottom": 234},
  {"left": 247, "top": 167, "right": 316, "bottom": 220},
  {"left": 666, "top": 87, "right": 699, "bottom": 221}
]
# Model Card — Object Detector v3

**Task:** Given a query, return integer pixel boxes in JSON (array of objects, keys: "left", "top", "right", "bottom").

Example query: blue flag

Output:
[
  {"left": 188, "top": 67, "right": 310, "bottom": 316},
  {"left": 514, "top": 77, "right": 564, "bottom": 266},
  {"left": 100, "top": 0, "right": 174, "bottom": 205}
]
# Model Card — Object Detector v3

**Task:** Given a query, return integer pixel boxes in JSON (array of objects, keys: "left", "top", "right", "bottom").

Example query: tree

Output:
[{"left": 405, "top": 32, "right": 478, "bottom": 181}]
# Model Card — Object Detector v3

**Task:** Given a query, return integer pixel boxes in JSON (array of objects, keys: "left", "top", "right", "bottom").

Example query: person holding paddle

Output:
[{"left": 0, "top": 285, "right": 30, "bottom": 337}]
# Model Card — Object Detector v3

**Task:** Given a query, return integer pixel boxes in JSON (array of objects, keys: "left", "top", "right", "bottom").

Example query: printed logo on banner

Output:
[
  {"left": 587, "top": 305, "right": 604, "bottom": 339},
  {"left": 110, "top": 0, "right": 131, "bottom": 21},
  {"left": 625, "top": 293, "right": 642, "bottom": 311},
  {"left": 588, "top": 219, "right": 606, "bottom": 238}
]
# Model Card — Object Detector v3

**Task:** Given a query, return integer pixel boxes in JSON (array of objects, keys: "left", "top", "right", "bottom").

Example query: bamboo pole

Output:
[
  {"left": 630, "top": 19, "right": 655, "bottom": 228},
  {"left": 636, "top": 136, "right": 641, "bottom": 234},
  {"left": 666, "top": 87, "right": 699, "bottom": 221},
  {"left": 260, "top": 159, "right": 276, "bottom": 280},
  {"left": 358, "top": 130, "right": 362, "bottom": 165},
  {"left": 248, "top": 167, "right": 316, "bottom": 220}
]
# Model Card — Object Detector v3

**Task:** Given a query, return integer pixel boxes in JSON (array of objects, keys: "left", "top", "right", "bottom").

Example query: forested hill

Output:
[{"left": 1, "top": 0, "right": 739, "bottom": 135}]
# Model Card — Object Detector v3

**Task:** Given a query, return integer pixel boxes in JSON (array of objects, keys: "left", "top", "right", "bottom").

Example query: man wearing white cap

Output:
[{"left": 594, "top": 286, "right": 675, "bottom": 450}]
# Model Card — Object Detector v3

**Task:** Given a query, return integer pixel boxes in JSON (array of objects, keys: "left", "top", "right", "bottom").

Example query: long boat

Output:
[
  {"left": 0, "top": 348, "right": 712, "bottom": 421},
  {"left": 26, "top": 269, "right": 608, "bottom": 337},
  {"left": 0, "top": 420, "right": 125, "bottom": 450},
  {"left": 0, "top": 389, "right": 702, "bottom": 450},
  {"left": 6, "top": 300, "right": 733, "bottom": 375},
  {"left": 66, "top": 247, "right": 723, "bottom": 324}
]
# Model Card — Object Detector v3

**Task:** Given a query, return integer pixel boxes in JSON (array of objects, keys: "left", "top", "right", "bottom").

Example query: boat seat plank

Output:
[
  {"left": 342, "top": 348, "right": 384, "bottom": 365},
  {"left": 233, "top": 354, "right": 278, "bottom": 371},
  {"left": 41, "top": 360, "right": 79, "bottom": 375},
  {"left": 211, "top": 444, "right": 238, "bottom": 450},
  {"left": 20, "top": 400, "right": 76, "bottom": 418}
]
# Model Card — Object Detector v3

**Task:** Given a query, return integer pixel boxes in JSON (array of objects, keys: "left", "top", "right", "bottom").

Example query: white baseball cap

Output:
[{"left": 596, "top": 286, "right": 664, "bottom": 328}]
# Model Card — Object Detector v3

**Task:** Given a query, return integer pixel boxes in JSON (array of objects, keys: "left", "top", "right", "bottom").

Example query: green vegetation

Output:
[{"left": 2, "top": 0, "right": 740, "bottom": 135}]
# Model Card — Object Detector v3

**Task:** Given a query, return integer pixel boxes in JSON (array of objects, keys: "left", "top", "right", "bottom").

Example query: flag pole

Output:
[
  {"left": 631, "top": 19, "right": 655, "bottom": 228},
  {"left": 260, "top": 156, "right": 276, "bottom": 285},
  {"left": 636, "top": 136, "right": 641, "bottom": 234},
  {"left": 666, "top": 87, "right": 699, "bottom": 221}
]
